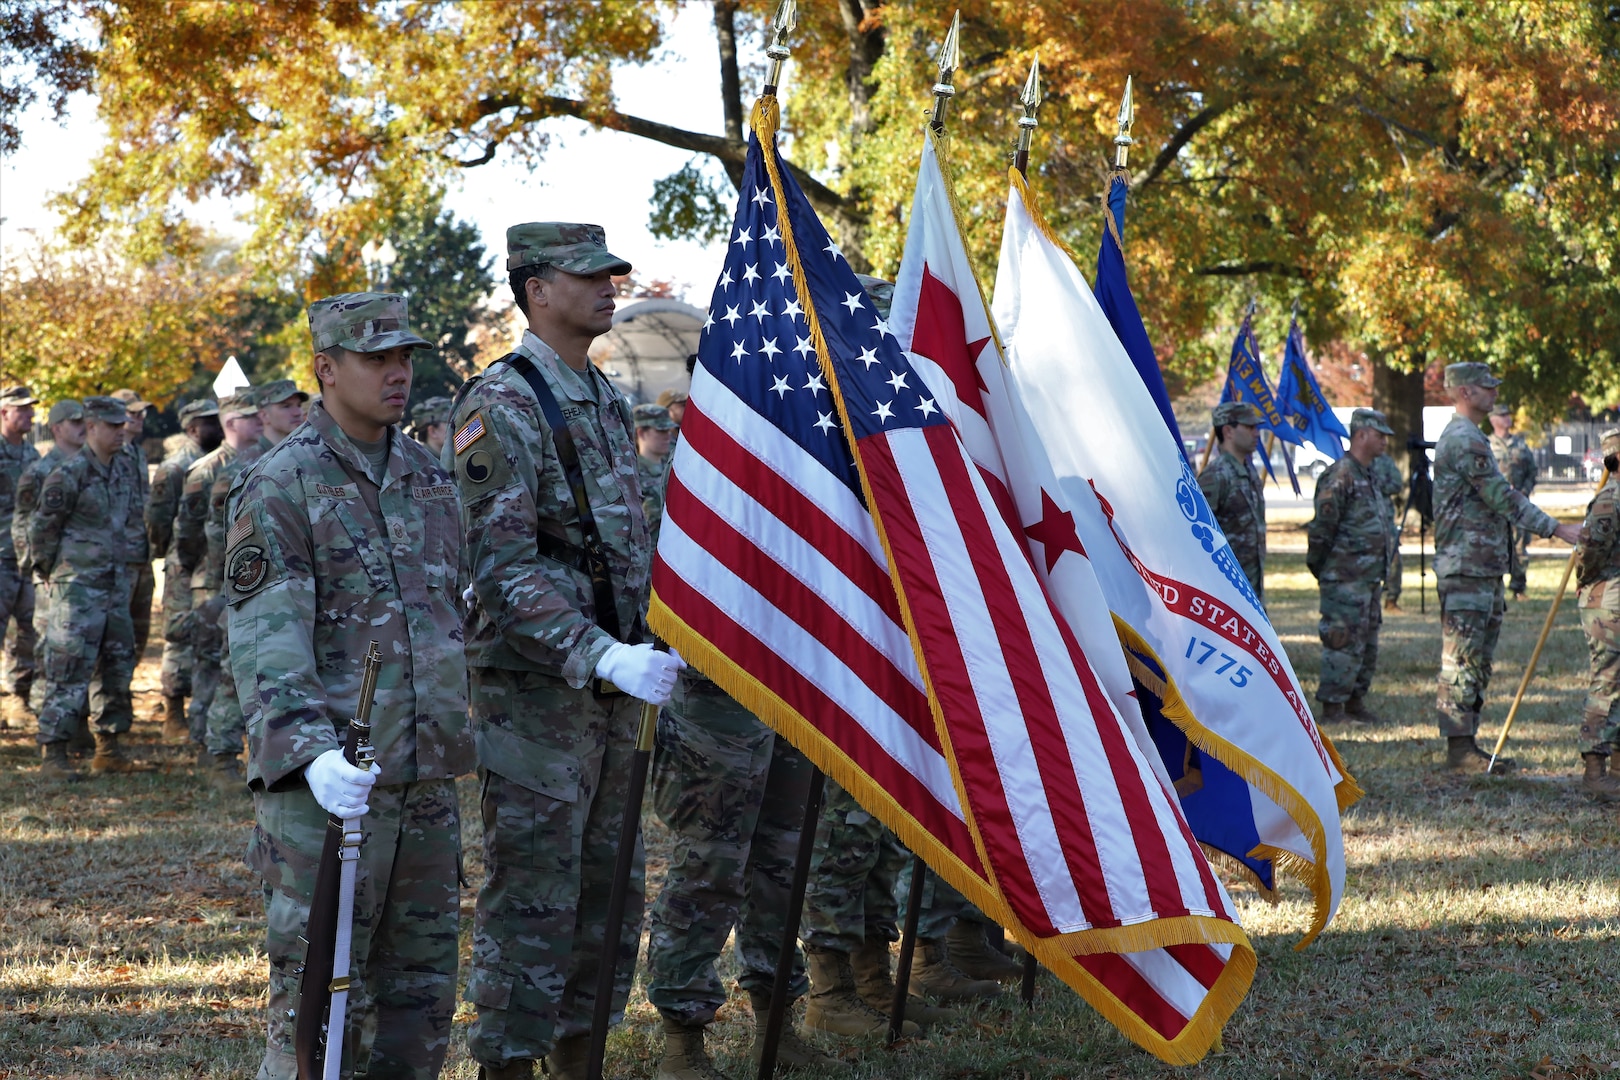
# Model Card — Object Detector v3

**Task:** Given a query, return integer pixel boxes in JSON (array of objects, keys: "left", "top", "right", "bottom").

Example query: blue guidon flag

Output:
[{"left": 1276, "top": 310, "right": 1350, "bottom": 461}]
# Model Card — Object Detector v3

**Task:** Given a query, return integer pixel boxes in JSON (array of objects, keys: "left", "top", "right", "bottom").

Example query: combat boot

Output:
[
  {"left": 907, "top": 939, "right": 1001, "bottom": 1002},
  {"left": 90, "top": 732, "right": 143, "bottom": 775},
  {"left": 69, "top": 715, "right": 95, "bottom": 757},
  {"left": 944, "top": 921, "right": 1024, "bottom": 983},
  {"left": 544, "top": 1034, "right": 589, "bottom": 1080},
  {"left": 208, "top": 753, "right": 245, "bottom": 793},
  {"left": 1318, "top": 700, "right": 1347, "bottom": 723},
  {"left": 1444, "top": 736, "right": 1514, "bottom": 775},
  {"left": 1345, "top": 696, "right": 1385, "bottom": 724},
  {"left": 656, "top": 1015, "right": 729, "bottom": 1080},
  {"left": 848, "top": 937, "right": 957, "bottom": 1029},
  {"left": 39, "top": 741, "right": 82, "bottom": 782},
  {"left": 4, "top": 691, "right": 37, "bottom": 729},
  {"left": 475, "top": 1060, "right": 533, "bottom": 1080},
  {"left": 804, "top": 945, "right": 917, "bottom": 1038},
  {"left": 161, "top": 695, "right": 189, "bottom": 741},
  {"left": 745, "top": 988, "right": 851, "bottom": 1070},
  {"left": 1580, "top": 753, "right": 1620, "bottom": 803}
]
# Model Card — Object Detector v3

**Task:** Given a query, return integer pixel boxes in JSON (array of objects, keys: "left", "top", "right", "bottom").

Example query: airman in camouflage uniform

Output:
[
  {"left": 409, "top": 396, "right": 453, "bottom": 457},
  {"left": 226, "top": 293, "right": 471, "bottom": 1080},
  {"left": 14, "top": 400, "right": 87, "bottom": 726},
  {"left": 1432, "top": 363, "right": 1580, "bottom": 773},
  {"left": 1371, "top": 451, "right": 1406, "bottom": 611},
  {"left": 633, "top": 403, "right": 676, "bottom": 540},
  {"left": 1198, "top": 400, "right": 1267, "bottom": 606},
  {"left": 450, "top": 223, "right": 683, "bottom": 1080},
  {"left": 147, "top": 398, "right": 223, "bottom": 738},
  {"left": 1488, "top": 403, "right": 1539, "bottom": 598},
  {"left": 1307, "top": 409, "right": 1396, "bottom": 724},
  {"left": 1574, "top": 429, "right": 1620, "bottom": 803},
  {"left": 0, "top": 385, "right": 41, "bottom": 728},
  {"left": 29, "top": 397, "right": 147, "bottom": 780},
  {"left": 110, "top": 390, "right": 154, "bottom": 657},
  {"left": 177, "top": 391, "right": 262, "bottom": 753}
]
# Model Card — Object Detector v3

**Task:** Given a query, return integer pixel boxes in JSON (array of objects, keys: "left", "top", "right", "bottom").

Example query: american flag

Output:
[{"left": 649, "top": 100, "right": 1247, "bottom": 1064}]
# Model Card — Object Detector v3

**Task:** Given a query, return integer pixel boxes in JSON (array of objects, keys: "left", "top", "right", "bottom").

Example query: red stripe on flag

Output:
[
  {"left": 1070, "top": 952, "right": 1192, "bottom": 1040},
  {"left": 1165, "top": 943, "right": 1227, "bottom": 991}
]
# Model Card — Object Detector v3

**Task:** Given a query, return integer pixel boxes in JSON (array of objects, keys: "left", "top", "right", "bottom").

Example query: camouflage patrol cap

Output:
[
  {"left": 47, "top": 399, "right": 85, "bottom": 424},
  {"left": 506, "top": 222, "right": 632, "bottom": 275},
  {"left": 110, "top": 388, "right": 150, "bottom": 413},
  {"left": 855, "top": 274, "right": 895, "bottom": 320},
  {"left": 258, "top": 378, "right": 310, "bottom": 405},
  {"left": 1602, "top": 429, "right": 1620, "bottom": 456},
  {"left": 82, "top": 395, "right": 129, "bottom": 424},
  {"left": 657, "top": 388, "right": 689, "bottom": 409},
  {"left": 1489, "top": 403, "right": 1513, "bottom": 417},
  {"left": 177, "top": 399, "right": 219, "bottom": 426},
  {"left": 633, "top": 403, "right": 678, "bottom": 431},
  {"left": 0, "top": 385, "right": 39, "bottom": 407},
  {"left": 1212, "top": 400, "right": 1264, "bottom": 428},
  {"left": 1349, "top": 408, "right": 1394, "bottom": 436},
  {"left": 307, "top": 292, "right": 432, "bottom": 354},
  {"left": 1443, "top": 361, "right": 1501, "bottom": 389},
  {"left": 219, "top": 390, "right": 260, "bottom": 420},
  {"left": 410, "top": 396, "right": 452, "bottom": 428}
]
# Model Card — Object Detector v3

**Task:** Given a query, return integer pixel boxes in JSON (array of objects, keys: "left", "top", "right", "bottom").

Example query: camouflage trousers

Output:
[
  {"left": 204, "top": 619, "right": 246, "bottom": 757},
  {"left": 1578, "top": 580, "right": 1620, "bottom": 754},
  {"left": 644, "top": 678, "right": 813, "bottom": 1025},
  {"left": 249, "top": 779, "right": 462, "bottom": 1080},
  {"left": 0, "top": 556, "right": 36, "bottom": 700},
  {"left": 129, "top": 560, "right": 154, "bottom": 659},
  {"left": 1385, "top": 531, "right": 1403, "bottom": 605},
  {"left": 159, "top": 553, "right": 194, "bottom": 699},
  {"left": 36, "top": 576, "right": 135, "bottom": 744},
  {"left": 1508, "top": 525, "right": 1534, "bottom": 597},
  {"left": 1317, "top": 580, "right": 1383, "bottom": 705},
  {"left": 187, "top": 589, "right": 225, "bottom": 745},
  {"left": 465, "top": 668, "right": 644, "bottom": 1068},
  {"left": 1436, "top": 575, "right": 1505, "bottom": 738}
]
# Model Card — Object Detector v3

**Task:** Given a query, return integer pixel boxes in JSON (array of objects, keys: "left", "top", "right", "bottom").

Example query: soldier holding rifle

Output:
[{"left": 226, "top": 292, "right": 471, "bottom": 1078}]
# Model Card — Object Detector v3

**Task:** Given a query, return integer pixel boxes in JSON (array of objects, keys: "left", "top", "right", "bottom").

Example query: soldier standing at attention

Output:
[
  {"left": 1432, "top": 362, "right": 1580, "bottom": 773},
  {"left": 1487, "top": 403, "right": 1539, "bottom": 600},
  {"left": 0, "top": 385, "right": 40, "bottom": 729},
  {"left": 409, "top": 396, "right": 453, "bottom": 457},
  {"left": 1573, "top": 429, "right": 1620, "bottom": 803},
  {"left": 632, "top": 403, "right": 676, "bottom": 542},
  {"left": 147, "top": 399, "right": 222, "bottom": 739},
  {"left": 448, "top": 223, "right": 683, "bottom": 1080},
  {"left": 225, "top": 292, "right": 471, "bottom": 1078},
  {"left": 110, "top": 389, "right": 155, "bottom": 658},
  {"left": 14, "top": 399, "right": 87, "bottom": 724},
  {"left": 1307, "top": 409, "right": 1396, "bottom": 723},
  {"left": 1372, "top": 451, "right": 1406, "bottom": 613},
  {"left": 1198, "top": 400, "right": 1268, "bottom": 606},
  {"left": 29, "top": 397, "right": 147, "bottom": 780}
]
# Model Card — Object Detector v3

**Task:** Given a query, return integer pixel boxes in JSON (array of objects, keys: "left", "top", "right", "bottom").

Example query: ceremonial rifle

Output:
[{"left": 295, "top": 641, "right": 383, "bottom": 1080}]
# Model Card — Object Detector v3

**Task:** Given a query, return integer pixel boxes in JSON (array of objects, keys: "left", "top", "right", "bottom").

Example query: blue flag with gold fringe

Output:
[{"left": 1275, "top": 310, "right": 1349, "bottom": 461}]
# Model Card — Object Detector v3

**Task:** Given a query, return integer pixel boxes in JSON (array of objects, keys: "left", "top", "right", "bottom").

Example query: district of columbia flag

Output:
[
  {"left": 889, "top": 128, "right": 1253, "bottom": 1062},
  {"left": 992, "top": 167, "right": 1360, "bottom": 949},
  {"left": 1276, "top": 309, "right": 1349, "bottom": 461},
  {"left": 650, "top": 97, "right": 1250, "bottom": 1067}
]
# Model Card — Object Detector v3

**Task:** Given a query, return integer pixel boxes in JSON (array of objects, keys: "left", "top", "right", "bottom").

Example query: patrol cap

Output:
[
  {"left": 633, "top": 403, "right": 678, "bottom": 431},
  {"left": 506, "top": 222, "right": 632, "bottom": 275},
  {"left": 1212, "top": 400, "right": 1264, "bottom": 428},
  {"left": 0, "top": 385, "right": 39, "bottom": 407},
  {"left": 1489, "top": 403, "right": 1513, "bottom": 417},
  {"left": 219, "top": 390, "right": 260, "bottom": 420},
  {"left": 177, "top": 399, "right": 220, "bottom": 425},
  {"left": 47, "top": 399, "right": 85, "bottom": 425},
  {"left": 410, "top": 396, "right": 452, "bottom": 427},
  {"left": 657, "top": 388, "right": 689, "bottom": 409},
  {"left": 855, "top": 273, "right": 894, "bottom": 320},
  {"left": 307, "top": 292, "right": 432, "bottom": 354},
  {"left": 1443, "top": 361, "right": 1501, "bottom": 389},
  {"left": 1602, "top": 429, "right": 1620, "bottom": 456},
  {"left": 1349, "top": 408, "right": 1394, "bottom": 436},
  {"left": 258, "top": 378, "right": 310, "bottom": 406},
  {"left": 110, "top": 388, "right": 150, "bottom": 413},
  {"left": 82, "top": 395, "right": 129, "bottom": 424}
]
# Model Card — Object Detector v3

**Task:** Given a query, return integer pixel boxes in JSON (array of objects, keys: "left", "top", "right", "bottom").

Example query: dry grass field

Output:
[{"left": 3, "top": 549, "right": 1618, "bottom": 1078}]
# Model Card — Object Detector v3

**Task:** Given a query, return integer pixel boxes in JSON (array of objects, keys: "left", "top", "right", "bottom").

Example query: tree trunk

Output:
[
  {"left": 1372, "top": 353, "right": 1428, "bottom": 480},
  {"left": 712, "top": 0, "right": 745, "bottom": 191}
]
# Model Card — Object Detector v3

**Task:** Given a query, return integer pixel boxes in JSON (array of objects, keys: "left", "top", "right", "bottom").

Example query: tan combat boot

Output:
[
  {"left": 4, "top": 691, "right": 38, "bottom": 729},
  {"left": 1345, "top": 696, "right": 1384, "bottom": 724},
  {"left": 804, "top": 946, "right": 917, "bottom": 1038},
  {"left": 944, "top": 921, "right": 1024, "bottom": 984},
  {"left": 161, "top": 695, "right": 189, "bottom": 741},
  {"left": 848, "top": 937, "right": 956, "bottom": 1029},
  {"left": 907, "top": 939, "right": 1001, "bottom": 1002},
  {"left": 656, "top": 1015, "right": 730, "bottom": 1080},
  {"left": 544, "top": 1034, "right": 590, "bottom": 1080},
  {"left": 1318, "top": 701, "right": 1347, "bottom": 724},
  {"left": 39, "top": 741, "right": 82, "bottom": 782},
  {"left": 1444, "top": 736, "right": 1513, "bottom": 775},
  {"left": 90, "top": 731, "right": 144, "bottom": 775},
  {"left": 1580, "top": 753, "right": 1620, "bottom": 803},
  {"left": 744, "top": 988, "right": 851, "bottom": 1070},
  {"left": 475, "top": 1060, "right": 533, "bottom": 1080},
  {"left": 209, "top": 753, "right": 246, "bottom": 793}
]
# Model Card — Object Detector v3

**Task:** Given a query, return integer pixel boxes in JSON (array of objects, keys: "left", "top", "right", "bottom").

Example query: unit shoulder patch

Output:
[{"left": 224, "top": 509, "right": 284, "bottom": 604}]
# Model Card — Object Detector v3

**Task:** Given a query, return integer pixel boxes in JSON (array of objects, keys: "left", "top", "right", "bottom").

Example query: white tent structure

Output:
[{"left": 589, "top": 297, "right": 702, "bottom": 405}]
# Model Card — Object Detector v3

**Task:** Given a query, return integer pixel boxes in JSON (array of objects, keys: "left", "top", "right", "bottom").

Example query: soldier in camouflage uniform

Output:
[
  {"left": 1574, "top": 429, "right": 1620, "bottom": 803},
  {"left": 0, "top": 385, "right": 40, "bottom": 729},
  {"left": 29, "top": 397, "right": 148, "bottom": 780},
  {"left": 657, "top": 388, "right": 688, "bottom": 429},
  {"left": 204, "top": 379, "right": 308, "bottom": 790},
  {"left": 14, "top": 399, "right": 87, "bottom": 725},
  {"left": 633, "top": 403, "right": 675, "bottom": 541},
  {"left": 147, "top": 399, "right": 222, "bottom": 739},
  {"left": 1372, "top": 451, "right": 1406, "bottom": 612},
  {"left": 226, "top": 292, "right": 471, "bottom": 1080},
  {"left": 409, "top": 396, "right": 453, "bottom": 457},
  {"left": 1432, "top": 362, "right": 1581, "bottom": 773},
  {"left": 1197, "top": 400, "right": 1267, "bottom": 606},
  {"left": 449, "top": 224, "right": 683, "bottom": 1080},
  {"left": 111, "top": 390, "right": 155, "bottom": 657},
  {"left": 1307, "top": 409, "right": 1396, "bottom": 724},
  {"left": 177, "top": 391, "right": 262, "bottom": 755},
  {"left": 1488, "top": 403, "right": 1539, "bottom": 599}
]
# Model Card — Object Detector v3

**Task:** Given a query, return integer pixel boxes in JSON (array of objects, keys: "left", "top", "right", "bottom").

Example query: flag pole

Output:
[{"left": 928, "top": 10, "right": 960, "bottom": 136}]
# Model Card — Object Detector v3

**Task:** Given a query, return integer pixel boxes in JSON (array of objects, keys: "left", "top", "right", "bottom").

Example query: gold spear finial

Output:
[
  {"left": 1014, "top": 54, "right": 1042, "bottom": 177},
  {"left": 1113, "top": 75, "right": 1134, "bottom": 169},
  {"left": 764, "top": 0, "right": 798, "bottom": 95},
  {"left": 929, "top": 10, "right": 962, "bottom": 135}
]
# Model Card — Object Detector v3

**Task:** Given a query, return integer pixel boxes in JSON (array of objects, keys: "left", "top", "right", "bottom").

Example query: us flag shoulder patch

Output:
[{"left": 453, "top": 413, "right": 486, "bottom": 455}]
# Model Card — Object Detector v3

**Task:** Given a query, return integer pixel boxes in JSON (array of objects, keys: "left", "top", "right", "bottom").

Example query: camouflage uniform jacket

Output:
[
  {"left": 1197, "top": 447, "right": 1266, "bottom": 584},
  {"left": 1577, "top": 474, "right": 1620, "bottom": 591},
  {"left": 146, "top": 434, "right": 204, "bottom": 557},
  {"left": 177, "top": 443, "right": 238, "bottom": 588},
  {"left": 446, "top": 330, "right": 652, "bottom": 685},
  {"left": 1306, "top": 455, "right": 1392, "bottom": 583},
  {"left": 205, "top": 444, "right": 265, "bottom": 596},
  {"left": 638, "top": 453, "right": 667, "bottom": 547},
  {"left": 13, "top": 446, "right": 70, "bottom": 577},
  {"left": 0, "top": 437, "right": 40, "bottom": 562},
  {"left": 225, "top": 400, "right": 472, "bottom": 791},
  {"left": 1489, "top": 432, "right": 1537, "bottom": 495},
  {"left": 120, "top": 442, "right": 151, "bottom": 562},
  {"left": 27, "top": 449, "right": 144, "bottom": 586},
  {"left": 1433, "top": 413, "right": 1558, "bottom": 579}
]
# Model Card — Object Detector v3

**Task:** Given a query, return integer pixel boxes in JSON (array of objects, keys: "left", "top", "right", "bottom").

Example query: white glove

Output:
[
  {"left": 462, "top": 584, "right": 476, "bottom": 604},
  {"left": 305, "top": 748, "right": 380, "bottom": 818},
  {"left": 595, "top": 642, "right": 687, "bottom": 706}
]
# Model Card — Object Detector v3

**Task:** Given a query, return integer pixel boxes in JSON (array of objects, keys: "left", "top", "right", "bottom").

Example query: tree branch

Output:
[
  {"left": 1195, "top": 260, "right": 1306, "bottom": 278},
  {"left": 1132, "top": 100, "right": 1233, "bottom": 191}
]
